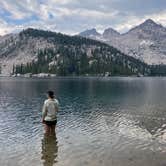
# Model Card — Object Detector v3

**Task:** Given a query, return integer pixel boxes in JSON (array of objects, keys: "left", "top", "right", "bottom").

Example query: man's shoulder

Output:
[
  {"left": 44, "top": 99, "right": 49, "bottom": 104},
  {"left": 44, "top": 99, "right": 59, "bottom": 104},
  {"left": 54, "top": 98, "right": 59, "bottom": 105}
]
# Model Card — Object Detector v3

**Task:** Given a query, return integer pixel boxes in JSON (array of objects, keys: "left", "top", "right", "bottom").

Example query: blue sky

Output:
[{"left": 0, "top": 0, "right": 166, "bottom": 35}]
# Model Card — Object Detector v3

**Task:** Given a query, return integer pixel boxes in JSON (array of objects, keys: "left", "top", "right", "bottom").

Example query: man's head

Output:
[{"left": 47, "top": 91, "right": 54, "bottom": 99}]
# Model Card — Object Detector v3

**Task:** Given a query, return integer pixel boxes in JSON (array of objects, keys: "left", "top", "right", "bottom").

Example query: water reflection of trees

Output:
[{"left": 41, "top": 133, "right": 58, "bottom": 166}]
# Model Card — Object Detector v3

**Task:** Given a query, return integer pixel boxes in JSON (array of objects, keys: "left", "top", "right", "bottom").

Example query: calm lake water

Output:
[{"left": 0, "top": 77, "right": 166, "bottom": 166}]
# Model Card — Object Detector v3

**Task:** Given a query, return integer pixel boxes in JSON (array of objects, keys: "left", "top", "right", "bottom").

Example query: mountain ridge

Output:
[
  {"left": 0, "top": 28, "right": 149, "bottom": 76},
  {"left": 79, "top": 19, "right": 166, "bottom": 65}
]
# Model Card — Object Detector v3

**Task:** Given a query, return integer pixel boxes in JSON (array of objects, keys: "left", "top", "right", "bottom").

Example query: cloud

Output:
[
  {"left": 114, "top": 10, "right": 166, "bottom": 32},
  {"left": 0, "top": 20, "right": 19, "bottom": 35},
  {"left": 0, "top": 1, "right": 32, "bottom": 20},
  {"left": 0, "top": 0, "right": 166, "bottom": 35}
]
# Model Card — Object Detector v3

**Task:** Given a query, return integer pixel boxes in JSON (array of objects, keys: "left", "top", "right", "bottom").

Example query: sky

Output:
[{"left": 0, "top": 0, "right": 166, "bottom": 36}]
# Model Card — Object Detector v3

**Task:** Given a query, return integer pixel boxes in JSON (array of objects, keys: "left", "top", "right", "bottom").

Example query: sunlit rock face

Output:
[{"left": 79, "top": 19, "right": 166, "bottom": 65}]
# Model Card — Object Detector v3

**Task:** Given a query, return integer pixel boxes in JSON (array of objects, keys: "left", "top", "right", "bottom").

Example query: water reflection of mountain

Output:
[{"left": 41, "top": 134, "right": 58, "bottom": 166}]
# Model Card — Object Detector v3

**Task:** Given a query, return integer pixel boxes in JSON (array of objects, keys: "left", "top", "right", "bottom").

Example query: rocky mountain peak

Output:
[
  {"left": 143, "top": 19, "right": 157, "bottom": 25},
  {"left": 103, "top": 28, "right": 120, "bottom": 39},
  {"left": 128, "top": 19, "right": 164, "bottom": 34},
  {"left": 79, "top": 28, "right": 101, "bottom": 37},
  {"left": 141, "top": 19, "right": 164, "bottom": 29}
]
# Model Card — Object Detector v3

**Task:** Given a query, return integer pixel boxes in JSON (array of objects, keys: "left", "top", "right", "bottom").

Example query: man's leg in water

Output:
[
  {"left": 50, "top": 125, "right": 56, "bottom": 136},
  {"left": 44, "top": 124, "right": 50, "bottom": 135}
]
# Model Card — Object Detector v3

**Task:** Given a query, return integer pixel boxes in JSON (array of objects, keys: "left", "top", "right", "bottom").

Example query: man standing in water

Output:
[{"left": 42, "top": 91, "right": 59, "bottom": 136}]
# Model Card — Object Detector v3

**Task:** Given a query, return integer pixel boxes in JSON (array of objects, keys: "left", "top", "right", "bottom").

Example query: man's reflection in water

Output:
[{"left": 41, "top": 133, "right": 58, "bottom": 166}]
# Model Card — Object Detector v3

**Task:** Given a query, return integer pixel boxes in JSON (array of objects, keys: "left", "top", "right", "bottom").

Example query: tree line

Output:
[{"left": 12, "top": 46, "right": 150, "bottom": 76}]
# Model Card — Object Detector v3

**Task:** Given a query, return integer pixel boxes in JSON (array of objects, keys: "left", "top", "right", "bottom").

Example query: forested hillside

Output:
[{"left": 10, "top": 28, "right": 150, "bottom": 76}]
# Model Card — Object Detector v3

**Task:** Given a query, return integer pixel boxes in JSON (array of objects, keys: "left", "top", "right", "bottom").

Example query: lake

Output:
[{"left": 0, "top": 77, "right": 166, "bottom": 166}]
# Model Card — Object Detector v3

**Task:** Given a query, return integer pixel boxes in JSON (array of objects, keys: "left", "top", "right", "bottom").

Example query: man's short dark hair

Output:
[{"left": 47, "top": 91, "right": 54, "bottom": 98}]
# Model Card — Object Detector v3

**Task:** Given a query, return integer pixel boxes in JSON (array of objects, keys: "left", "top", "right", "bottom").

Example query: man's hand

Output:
[{"left": 41, "top": 118, "right": 45, "bottom": 124}]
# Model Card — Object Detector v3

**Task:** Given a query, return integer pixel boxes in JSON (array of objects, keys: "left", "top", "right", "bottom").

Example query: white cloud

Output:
[
  {"left": 148, "top": 10, "right": 166, "bottom": 25},
  {"left": 49, "top": 0, "right": 75, "bottom": 5},
  {"left": 0, "top": 1, "right": 32, "bottom": 20},
  {"left": 39, "top": 4, "right": 50, "bottom": 20},
  {"left": 0, "top": 0, "right": 166, "bottom": 36},
  {"left": 115, "top": 10, "right": 166, "bottom": 33}
]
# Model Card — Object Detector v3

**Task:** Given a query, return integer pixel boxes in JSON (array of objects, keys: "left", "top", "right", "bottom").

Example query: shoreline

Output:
[{"left": 1, "top": 75, "right": 166, "bottom": 79}]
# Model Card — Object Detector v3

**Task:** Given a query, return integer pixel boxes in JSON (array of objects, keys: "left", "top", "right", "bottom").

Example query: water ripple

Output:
[{"left": 0, "top": 77, "right": 166, "bottom": 166}]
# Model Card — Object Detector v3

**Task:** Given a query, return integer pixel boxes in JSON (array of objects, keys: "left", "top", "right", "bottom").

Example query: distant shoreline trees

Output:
[{"left": 12, "top": 48, "right": 150, "bottom": 76}]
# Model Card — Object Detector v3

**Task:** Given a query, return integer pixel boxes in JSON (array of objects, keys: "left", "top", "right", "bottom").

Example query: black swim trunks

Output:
[{"left": 44, "top": 120, "right": 57, "bottom": 126}]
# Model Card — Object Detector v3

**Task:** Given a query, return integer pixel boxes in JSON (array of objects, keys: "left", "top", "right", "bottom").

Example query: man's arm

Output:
[
  {"left": 42, "top": 102, "right": 47, "bottom": 123},
  {"left": 54, "top": 100, "right": 59, "bottom": 113}
]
